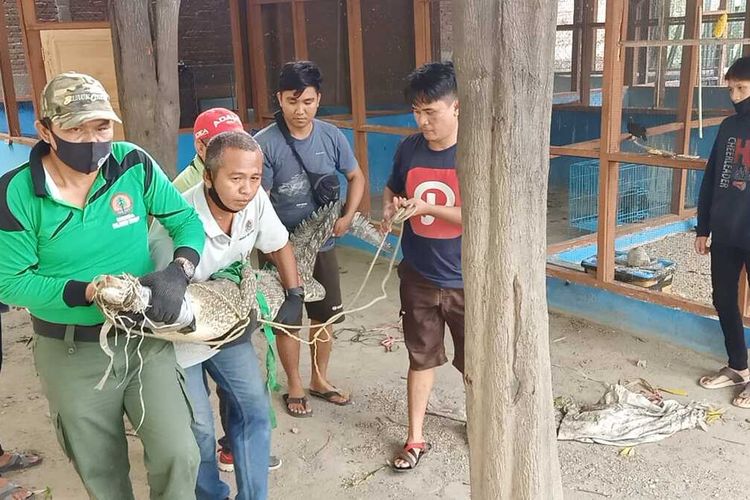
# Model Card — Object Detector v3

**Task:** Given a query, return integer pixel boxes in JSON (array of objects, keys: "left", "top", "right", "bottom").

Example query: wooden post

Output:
[
  {"left": 579, "top": 0, "right": 595, "bottom": 105},
  {"left": 17, "top": 0, "right": 47, "bottom": 119},
  {"left": 247, "top": 0, "right": 270, "bottom": 120},
  {"left": 717, "top": 0, "right": 728, "bottom": 86},
  {"left": 744, "top": 0, "right": 750, "bottom": 57},
  {"left": 636, "top": 1, "right": 649, "bottom": 85},
  {"left": 571, "top": 0, "right": 582, "bottom": 93},
  {"left": 622, "top": 0, "right": 637, "bottom": 87},
  {"left": 596, "top": 0, "right": 628, "bottom": 283},
  {"left": 654, "top": 0, "right": 670, "bottom": 107},
  {"left": 670, "top": 0, "right": 699, "bottom": 215},
  {"left": 0, "top": 0, "right": 20, "bottom": 136},
  {"left": 291, "top": 0, "right": 308, "bottom": 60},
  {"left": 346, "top": 0, "right": 370, "bottom": 214},
  {"left": 414, "top": 0, "right": 432, "bottom": 66},
  {"left": 229, "top": 0, "right": 248, "bottom": 122}
]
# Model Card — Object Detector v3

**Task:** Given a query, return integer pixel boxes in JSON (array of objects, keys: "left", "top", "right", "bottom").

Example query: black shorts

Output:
[
  {"left": 257, "top": 248, "right": 344, "bottom": 324},
  {"left": 305, "top": 248, "right": 344, "bottom": 323}
]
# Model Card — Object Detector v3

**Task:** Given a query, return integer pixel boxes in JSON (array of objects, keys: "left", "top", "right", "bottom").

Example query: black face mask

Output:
[
  {"left": 205, "top": 171, "right": 240, "bottom": 214},
  {"left": 51, "top": 133, "right": 112, "bottom": 174},
  {"left": 733, "top": 96, "right": 750, "bottom": 115}
]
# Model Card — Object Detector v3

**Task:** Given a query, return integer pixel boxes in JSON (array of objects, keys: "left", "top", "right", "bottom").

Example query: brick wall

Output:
[
  {"left": 3, "top": 0, "right": 31, "bottom": 98},
  {"left": 2, "top": 0, "right": 455, "bottom": 115},
  {"left": 177, "top": 0, "right": 236, "bottom": 125},
  {"left": 35, "top": 0, "right": 106, "bottom": 22}
]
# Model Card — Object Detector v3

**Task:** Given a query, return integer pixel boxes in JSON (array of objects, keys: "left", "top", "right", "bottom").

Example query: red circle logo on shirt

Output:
[{"left": 405, "top": 167, "right": 462, "bottom": 239}]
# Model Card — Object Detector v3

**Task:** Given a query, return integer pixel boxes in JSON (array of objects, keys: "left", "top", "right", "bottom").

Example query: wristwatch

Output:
[
  {"left": 286, "top": 286, "right": 305, "bottom": 299},
  {"left": 173, "top": 257, "right": 196, "bottom": 280}
]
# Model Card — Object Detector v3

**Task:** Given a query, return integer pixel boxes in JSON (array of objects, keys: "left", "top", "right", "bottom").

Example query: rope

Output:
[
  {"left": 90, "top": 204, "right": 416, "bottom": 431},
  {"left": 261, "top": 204, "right": 416, "bottom": 380}
]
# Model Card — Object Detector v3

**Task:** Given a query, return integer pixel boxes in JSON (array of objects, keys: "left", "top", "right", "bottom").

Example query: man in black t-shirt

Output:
[{"left": 382, "top": 62, "right": 463, "bottom": 472}]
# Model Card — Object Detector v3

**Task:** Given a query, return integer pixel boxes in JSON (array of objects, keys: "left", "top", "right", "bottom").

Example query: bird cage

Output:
[{"left": 568, "top": 159, "right": 674, "bottom": 232}]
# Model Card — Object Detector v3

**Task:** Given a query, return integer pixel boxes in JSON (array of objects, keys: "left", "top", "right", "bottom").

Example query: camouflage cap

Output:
[{"left": 40, "top": 72, "right": 122, "bottom": 129}]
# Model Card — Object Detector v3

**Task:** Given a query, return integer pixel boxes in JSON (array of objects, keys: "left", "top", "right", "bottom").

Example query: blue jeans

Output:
[{"left": 184, "top": 341, "right": 270, "bottom": 500}]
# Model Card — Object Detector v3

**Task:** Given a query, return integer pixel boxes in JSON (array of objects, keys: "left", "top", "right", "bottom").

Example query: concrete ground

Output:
[{"left": 1, "top": 247, "right": 749, "bottom": 499}]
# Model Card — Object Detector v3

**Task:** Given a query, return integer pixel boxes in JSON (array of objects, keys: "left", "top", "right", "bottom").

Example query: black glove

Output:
[
  {"left": 139, "top": 262, "right": 189, "bottom": 324},
  {"left": 272, "top": 289, "right": 304, "bottom": 329}
]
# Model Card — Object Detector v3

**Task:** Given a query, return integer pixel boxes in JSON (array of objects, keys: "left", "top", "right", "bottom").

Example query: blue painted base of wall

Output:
[{"left": 547, "top": 275, "right": 748, "bottom": 360}]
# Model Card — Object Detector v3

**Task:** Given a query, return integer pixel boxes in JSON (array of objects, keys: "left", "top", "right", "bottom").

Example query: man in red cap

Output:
[
  {"left": 173, "top": 108, "right": 245, "bottom": 193},
  {"left": 171, "top": 108, "right": 283, "bottom": 477}
]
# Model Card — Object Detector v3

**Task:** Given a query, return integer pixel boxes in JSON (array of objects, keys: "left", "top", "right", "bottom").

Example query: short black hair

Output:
[
  {"left": 726, "top": 56, "right": 750, "bottom": 81},
  {"left": 278, "top": 61, "right": 323, "bottom": 95},
  {"left": 405, "top": 61, "right": 457, "bottom": 105},
  {"left": 205, "top": 131, "right": 261, "bottom": 173}
]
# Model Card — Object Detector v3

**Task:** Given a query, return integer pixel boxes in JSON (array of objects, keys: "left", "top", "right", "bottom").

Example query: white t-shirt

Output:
[{"left": 149, "top": 181, "right": 289, "bottom": 367}]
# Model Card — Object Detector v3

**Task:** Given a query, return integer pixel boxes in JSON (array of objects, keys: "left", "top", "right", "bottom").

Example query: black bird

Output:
[{"left": 627, "top": 118, "right": 648, "bottom": 143}]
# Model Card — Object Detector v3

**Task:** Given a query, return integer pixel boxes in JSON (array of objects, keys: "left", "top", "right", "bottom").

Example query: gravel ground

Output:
[{"left": 642, "top": 231, "right": 712, "bottom": 304}]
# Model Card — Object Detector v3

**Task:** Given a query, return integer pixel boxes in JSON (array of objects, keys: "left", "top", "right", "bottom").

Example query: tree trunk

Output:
[
  {"left": 108, "top": 0, "right": 181, "bottom": 178},
  {"left": 454, "top": 1, "right": 563, "bottom": 499}
]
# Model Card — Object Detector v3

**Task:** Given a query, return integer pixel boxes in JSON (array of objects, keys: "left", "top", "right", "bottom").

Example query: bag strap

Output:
[{"left": 274, "top": 110, "right": 312, "bottom": 177}]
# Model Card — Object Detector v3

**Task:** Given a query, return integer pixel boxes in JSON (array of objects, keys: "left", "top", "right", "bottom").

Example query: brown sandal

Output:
[
  {"left": 733, "top": 382, "right": 750, "bottom": 409},
  {"left": 699, "top": 367, "right": 749, "bottom": 389},
  {"left": 392, "top": 442, "right": 431, "bottom": 472},
  {"left": 282, "top": 394, "right": 313, "bottom": 418}
]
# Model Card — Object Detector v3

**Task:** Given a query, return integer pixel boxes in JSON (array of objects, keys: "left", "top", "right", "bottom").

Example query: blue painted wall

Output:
[
  {"left": 0, "top": 101, "right": 38, "bottom": 137},
  {"left": 0, "top": 142, "right": 32, "bottom": 175}
]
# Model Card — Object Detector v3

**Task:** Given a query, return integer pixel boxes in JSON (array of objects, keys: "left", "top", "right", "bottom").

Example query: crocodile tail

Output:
[
  {"left": 348, "top": 212, "right": 393, "bottom": 252},
  {"left": 289, "top": 201, "right": 342, "bottom": 281}
]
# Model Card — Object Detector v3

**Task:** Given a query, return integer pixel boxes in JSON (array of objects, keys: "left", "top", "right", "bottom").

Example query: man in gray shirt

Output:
[{"left": 255, "top": 61, "right": 365, "bottom": 417}]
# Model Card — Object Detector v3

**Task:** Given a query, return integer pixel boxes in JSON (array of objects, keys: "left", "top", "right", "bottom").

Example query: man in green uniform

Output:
[{"left": 0, "top": 72, "right": 204, "bottom": 499}]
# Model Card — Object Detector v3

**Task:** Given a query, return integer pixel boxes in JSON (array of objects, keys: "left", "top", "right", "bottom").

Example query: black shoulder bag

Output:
[{"left": 273, "top": 110, "right": 341, "bottom": 207}]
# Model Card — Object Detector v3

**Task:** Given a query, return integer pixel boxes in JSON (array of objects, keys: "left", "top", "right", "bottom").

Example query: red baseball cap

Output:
[{"left": 193, "top": 108, "right": 244, "bottom": 142}]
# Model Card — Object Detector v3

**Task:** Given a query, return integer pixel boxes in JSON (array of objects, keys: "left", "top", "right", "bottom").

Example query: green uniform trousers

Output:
[{"left": 33, "top": 330, "right": 199, "bottom": 500}]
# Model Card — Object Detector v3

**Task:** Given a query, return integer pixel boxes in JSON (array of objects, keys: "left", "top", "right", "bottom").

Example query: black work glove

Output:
[
  {"left": 272, "top": 290, "right": 304, "bottom": 329},
  {"left": 139, "top": 262, "right": 189, "bottom": 324}
]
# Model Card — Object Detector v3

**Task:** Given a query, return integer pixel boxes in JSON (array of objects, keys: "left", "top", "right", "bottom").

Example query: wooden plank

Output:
[
  {"left": 621, "top": 37, "right": 750, "bottom": 48},
  {"left": 548, "top": 146, "right": 600, "bottom": 158},
  {"left": 670, "top": 0, "right": 700, "bottom": 215},
  {"left": 546, "top": 264, "right": 735, "bottom": 322},
  {"left": 229, "top": 0, "right": 248, "bottom": 122},
  {"left": 346, "top": 0, "right": 370, "bottom": 214},
  {"left": 362, "top": 123, "right": 419, "bottom": 136},
  {"left": 17, "top": 0, "right": 46, "bottom": 119},
  {"left": 320, "top": 117, "right": 354, "bottom": 128},
  {"left": 579, "top": 0, "right": 595, "bottom": 104},
  {"left": 27, "top": 21, "right": 109, "bottom": 31},
  {"left": 0, "top": 133, "right": 36, "bottom": 146},
  {"left": 745, "top": 0, "right": 750, "bottom": 57},
  {"left": 596, "top": 0, "right": 628, "bottom": 283},
  {"left": 40, "top": 29, "right": 124, "bottom": 140},
  {"left": 414, "top": 0, "right": 431, "bottom": 66},
  {"left": 606, "top": 151, "right": 706, "bottom": 170},
  {"left": 247, "top": 1, "right": 270, "bottom": 120},
  {"left": 0, "top": 0, "right": 20, "bottom": 136},
  {"left": 291, "top": 0, "right": 308, "bottom": 59},
  {"left": 550, "top": 115, "right": 726, "bottom": 160}
]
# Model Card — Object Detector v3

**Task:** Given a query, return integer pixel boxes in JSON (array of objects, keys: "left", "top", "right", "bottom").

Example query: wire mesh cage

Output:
[{"left": 568, "top": 159, "right": 675, "bottom": 232}]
